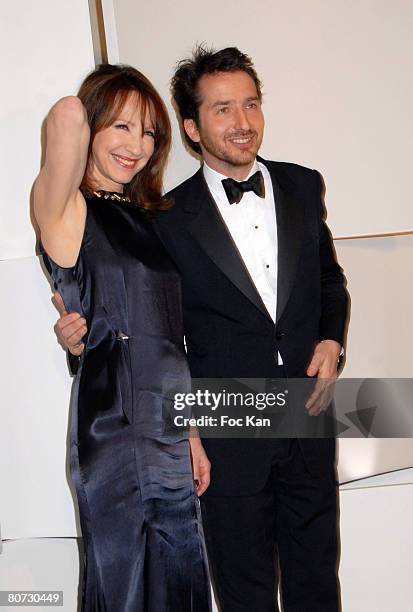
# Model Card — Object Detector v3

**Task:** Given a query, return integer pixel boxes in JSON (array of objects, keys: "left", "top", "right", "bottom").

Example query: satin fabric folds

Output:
[{"left": 42, "top": 195, "right": 211, "bottom": 612}]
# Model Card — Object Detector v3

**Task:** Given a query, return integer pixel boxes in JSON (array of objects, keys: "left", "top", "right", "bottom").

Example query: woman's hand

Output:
[
  {"left": 189, "top": 436, "right": 211, "bottom": 496},
  {"left": 53, "top": 291, "right": 87, "bottom": 356}
]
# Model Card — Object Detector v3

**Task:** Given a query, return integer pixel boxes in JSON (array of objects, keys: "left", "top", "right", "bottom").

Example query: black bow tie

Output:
[{"left": 221, "top": 170, "right": 265, "bottom": 204}]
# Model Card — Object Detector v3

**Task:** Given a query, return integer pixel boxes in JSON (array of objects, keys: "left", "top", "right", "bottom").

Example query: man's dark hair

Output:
[{"left": 171, "top": 45, "right": 263, "bottom": 154}]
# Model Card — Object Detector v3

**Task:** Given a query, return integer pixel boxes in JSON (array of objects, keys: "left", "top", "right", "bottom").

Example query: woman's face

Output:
[{"left": 88, "top": 93, "right": 155, "bottom": 192}]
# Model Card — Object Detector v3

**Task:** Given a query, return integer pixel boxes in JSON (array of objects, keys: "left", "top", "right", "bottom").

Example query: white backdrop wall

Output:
[
  {"left": 0, "top": 1, "right": 412, "bottom": 610},
  {"left": 0, "top": 0, "right": 95, "bottom": 260},
  {"left": 0, "top": 0, "right": 94, "bottom": 539},
  {"left": 1, "top": 0, "right": 412, "bottom": 562},
  {"left": 112, "top": 0, "right": 413, "bottom": 238}
]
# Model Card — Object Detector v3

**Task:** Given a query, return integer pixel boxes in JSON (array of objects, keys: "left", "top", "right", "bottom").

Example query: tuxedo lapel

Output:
[
  {"left": 185, "top": 169, "right": 271, "bottom": 320},
  {"left": 261, "top": 160, "right": 303, "bottom": 324}
]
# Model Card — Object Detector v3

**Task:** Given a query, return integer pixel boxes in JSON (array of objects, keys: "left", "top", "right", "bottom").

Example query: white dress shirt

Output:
[{"left": 203, "top": 160, "right": 283, "bottom": 364}]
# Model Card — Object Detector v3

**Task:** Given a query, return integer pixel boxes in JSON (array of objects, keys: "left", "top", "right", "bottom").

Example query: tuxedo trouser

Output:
[{"left": 200, "top": 439, "right": 340, "bottom": 612}]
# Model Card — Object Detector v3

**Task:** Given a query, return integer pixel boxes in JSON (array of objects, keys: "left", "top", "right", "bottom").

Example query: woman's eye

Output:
[
  {"left": 114, "top": 123, "right": 129, "bottom": 130},
  {"left": 144, "top": 129, "right": 155, "bottom": 138}
]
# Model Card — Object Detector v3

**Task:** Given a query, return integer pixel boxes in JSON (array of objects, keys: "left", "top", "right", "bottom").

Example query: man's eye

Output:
[
  {"left": 217, "top": 107, "right": 229, "bottom": 114},
  {"left": 247, "top": 103, "right": 257, "bottom": 109}
]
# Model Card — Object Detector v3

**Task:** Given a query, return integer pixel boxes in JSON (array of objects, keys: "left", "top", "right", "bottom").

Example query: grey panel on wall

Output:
[
  {"left": 339, "top": 481, "right": 413, "bottom": 612},
  {"left": 0, "top": 539, "right": 81, "bottom": 611},
  {"left": 335, "top": 234, "right": 413, "bottom": 378},
  {"left": 336, "top": 234, "right": 413, "bottom": 483}
]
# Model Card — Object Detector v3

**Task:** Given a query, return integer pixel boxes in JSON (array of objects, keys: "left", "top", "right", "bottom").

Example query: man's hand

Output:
[
  {"left": 305, "top": 339, "right": 341, "bottom": 416},
  {"left": 189, "top": 436, "right": 211, "bottom": 496},
  {"left": 53, "top": 291, "right": 87, "bottom": 356}
]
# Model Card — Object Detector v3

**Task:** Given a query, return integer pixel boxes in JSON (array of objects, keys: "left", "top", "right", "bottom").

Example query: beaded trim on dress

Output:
[
  {"left": 82, "top": 190, "right": 132, "bottom": 203},
  {"left": 81, "top": 189, "right": 155, "bottom": 219}
]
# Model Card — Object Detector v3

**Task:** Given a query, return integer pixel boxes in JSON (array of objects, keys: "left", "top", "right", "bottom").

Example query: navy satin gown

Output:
[{"left": 42, "top": 192, "right": 211, "bottom": 611}]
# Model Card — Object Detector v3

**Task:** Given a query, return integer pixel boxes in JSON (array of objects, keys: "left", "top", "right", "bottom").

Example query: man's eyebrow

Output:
[
  {"left": 211, "top": 100, "right": 233, "bottom": 108},
  {"left": 210, "top": 96, "right": 260, "bottom": 108}
]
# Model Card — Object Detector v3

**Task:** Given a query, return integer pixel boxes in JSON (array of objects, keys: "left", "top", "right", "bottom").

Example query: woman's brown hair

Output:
[{"left": 78, "top": 63, "right": 171, "bottom": 212}]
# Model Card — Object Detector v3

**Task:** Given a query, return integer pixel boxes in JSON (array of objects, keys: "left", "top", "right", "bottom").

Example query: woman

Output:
[{"left": 34, "top": 64, "right": 211, "bottom": 612}]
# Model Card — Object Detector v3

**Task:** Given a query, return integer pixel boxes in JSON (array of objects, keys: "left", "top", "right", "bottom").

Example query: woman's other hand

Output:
[{"left": 189, "top": 436, "right": 211, "bottom": 496}]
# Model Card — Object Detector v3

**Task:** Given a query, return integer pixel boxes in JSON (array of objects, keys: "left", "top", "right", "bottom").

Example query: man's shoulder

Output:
[
  {"left": 154, "top": 168, "right": 203, "bottom": 230},
  {"left": 259, "top": 158, "right": 319, "bottom": 186},
  {"left": 166, "top": 168, "right": 203, "bottom": 201},
  {"left": 165, "top": 159, "right": 319, "bottom": 196},
  {"left": 156, "top": 159, "right": 321, "bottom": 226}
]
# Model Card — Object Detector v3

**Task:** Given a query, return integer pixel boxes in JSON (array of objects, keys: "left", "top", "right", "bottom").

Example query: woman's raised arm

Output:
[{"left": 34, "top": 96, "right": 90, "bottom": 267}]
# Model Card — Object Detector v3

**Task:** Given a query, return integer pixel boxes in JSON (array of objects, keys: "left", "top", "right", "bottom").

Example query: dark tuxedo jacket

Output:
[{"left": 154, "top": 158, "right": 348, "bottom": 496}]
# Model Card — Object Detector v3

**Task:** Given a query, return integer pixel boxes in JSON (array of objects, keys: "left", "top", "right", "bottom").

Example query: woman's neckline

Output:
[
  {"left": 82, "top": 189, "right": 132, "bottom": 204},
  {"left": 81, "top": 188, "right": 154, "bottom": 219}
]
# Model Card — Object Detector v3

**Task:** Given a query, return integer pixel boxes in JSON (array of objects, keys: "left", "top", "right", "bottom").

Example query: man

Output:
[{"left": 57, "top": 46, "right": 348, "bottom": 611}]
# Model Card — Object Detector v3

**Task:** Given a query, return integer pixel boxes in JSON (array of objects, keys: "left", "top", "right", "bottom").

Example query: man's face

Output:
[{"left": 184, "top": 70, "right": 264, "bottom": 179}]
